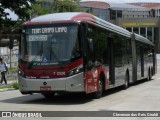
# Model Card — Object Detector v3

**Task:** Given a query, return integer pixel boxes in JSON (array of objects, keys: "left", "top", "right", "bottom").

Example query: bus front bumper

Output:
[{"left": 18, "top": 73, "right": 85, "bottom": 94}]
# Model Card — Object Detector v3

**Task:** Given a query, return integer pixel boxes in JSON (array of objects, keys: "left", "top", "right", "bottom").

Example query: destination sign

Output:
[
  {"left": 29, "top": 35, "right": 47, "bottom": 41},
  {"left": 31, "top": 27, "right": 67, "bottom": 34}
]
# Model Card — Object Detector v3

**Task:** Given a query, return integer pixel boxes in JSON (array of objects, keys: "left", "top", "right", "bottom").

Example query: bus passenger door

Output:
[
  {"left": 152, "top": 49, "right": 156, "bottom": 74},
  {"left": 82, "top": 24, "right": 96, "bottom": 94},
  {"left": 107, "top": 37, "right": 115, "bottom": 85},
  {"left": 131, "top": 34, "right": 137, "bottom": 82},
  {"left": 140, "top": 46, "right": 144, "bottom": 77}
]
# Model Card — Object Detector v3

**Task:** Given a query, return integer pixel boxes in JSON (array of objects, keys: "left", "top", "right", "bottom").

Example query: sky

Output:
[
  {"left": 106, "top": 0, "right": 160, "bottom": 3},
  {"left": 5, "top": 9, "right": 18, "bottom": 21}
]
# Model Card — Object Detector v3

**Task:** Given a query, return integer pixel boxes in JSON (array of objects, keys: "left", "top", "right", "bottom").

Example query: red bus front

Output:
[{"left": 18, "top": 22, "right": 85, "bottom": 95}]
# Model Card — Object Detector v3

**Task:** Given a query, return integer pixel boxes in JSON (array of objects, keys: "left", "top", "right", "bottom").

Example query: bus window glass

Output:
[{"left": 21, "top": 24, "right": 81, "bottom": 64}]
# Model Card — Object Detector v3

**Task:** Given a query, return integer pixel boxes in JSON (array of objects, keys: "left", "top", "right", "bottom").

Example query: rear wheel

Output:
[
  {"left": 151, "top": 67, "right": 153, "bottom": 76},
  {"left": 147, "top": 68, "right": 152, "bottom": 80},
  {"left": 123, "top": 72, "right": 129, "bottom": 89}
]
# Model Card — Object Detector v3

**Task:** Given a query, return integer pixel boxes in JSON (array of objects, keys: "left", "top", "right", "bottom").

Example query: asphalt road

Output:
[{"left": 1, "top": 66, "right": 160, "bottom": 120}]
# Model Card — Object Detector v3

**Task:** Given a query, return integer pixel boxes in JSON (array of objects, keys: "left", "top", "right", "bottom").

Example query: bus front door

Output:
[{"left": 107, "top": 37, "right": 115, "bottom": 85}]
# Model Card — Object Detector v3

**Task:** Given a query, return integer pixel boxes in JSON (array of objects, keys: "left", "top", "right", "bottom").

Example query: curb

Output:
[
  {"left": 0, "top": 88, "right": 15, "bottom": 92},
  {"left": 0, "top": 80, "right": 18, "bottom": 92}
]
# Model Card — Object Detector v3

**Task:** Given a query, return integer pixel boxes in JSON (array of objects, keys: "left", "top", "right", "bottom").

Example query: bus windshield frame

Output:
[{"left": 20, "top": 23, "right": 82, "bottom": 66}]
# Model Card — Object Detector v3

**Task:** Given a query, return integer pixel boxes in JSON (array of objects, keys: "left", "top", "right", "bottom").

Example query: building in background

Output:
[{"left": 79, "top": 0, "right": 160, "bottom": 52}]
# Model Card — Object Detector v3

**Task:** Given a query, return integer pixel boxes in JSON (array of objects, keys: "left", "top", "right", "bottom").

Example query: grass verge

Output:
[{"left": 0, "top": 82, "right": 19, "bottom": 90}]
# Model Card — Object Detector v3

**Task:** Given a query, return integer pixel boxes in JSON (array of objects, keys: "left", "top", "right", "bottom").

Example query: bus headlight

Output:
[{"left": 68, "top": 65, "right": 83, "bottom": 76}]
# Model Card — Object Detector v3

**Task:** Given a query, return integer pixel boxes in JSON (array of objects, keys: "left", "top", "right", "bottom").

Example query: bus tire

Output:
[
  {"left": 42, "top": 93, "right": 55, "bottom": 99},
  {"left": 123, "top": 71, "right": 129, "bottom": 89},
  {"left": 151, "top": 67, "right": 153, "bottom": 76},
  {"left": 147, "top": 68, "right": 152, "bottom": 80},
  {"left": 92, "top": 77, "right": 103, "bottom": 99}
]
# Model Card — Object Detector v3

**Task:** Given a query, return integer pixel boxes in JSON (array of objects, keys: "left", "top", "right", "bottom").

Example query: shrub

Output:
[{"left": 12, "top": 82, "right": 19, "bottom": 89}]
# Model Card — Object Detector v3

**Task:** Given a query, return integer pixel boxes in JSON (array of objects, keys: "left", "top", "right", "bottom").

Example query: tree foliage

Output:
[
  {"left": 0, "top": 0, "right": 35, "bottom": 28},
  {"left": 55, "top": 0, "right": 80, "bottom": 13},
  {"left": 30, "top": 0, "right": 81, "bottom": 18},
  {"left": 0, "top": 0, "right": 81, "bottom": 28},
  {"left": 29, "top": 1, "right": 50, "bottom": 18}
]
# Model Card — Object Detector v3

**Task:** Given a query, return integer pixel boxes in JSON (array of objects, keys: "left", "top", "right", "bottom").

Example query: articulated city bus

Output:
[{"left": 18, "top": 12, "right": 156, "bottom": 98}]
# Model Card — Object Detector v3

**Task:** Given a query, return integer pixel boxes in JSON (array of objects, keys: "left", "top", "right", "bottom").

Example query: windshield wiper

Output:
[
  {"left": 28, "top": 49, "right": 43, "bottom": 69},
  {"left": 50, "top": 48, "right": 64, "bottom": 68}
]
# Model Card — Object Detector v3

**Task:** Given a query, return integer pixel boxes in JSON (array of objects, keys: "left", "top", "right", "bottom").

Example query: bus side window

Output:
[{"left": 85, "top": 25, "right": 94, "bottom": 69}]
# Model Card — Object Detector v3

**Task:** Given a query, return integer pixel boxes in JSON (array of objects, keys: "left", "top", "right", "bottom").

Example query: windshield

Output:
[{"left": 20, "top": 23, "right": 81, "bottom": 65}]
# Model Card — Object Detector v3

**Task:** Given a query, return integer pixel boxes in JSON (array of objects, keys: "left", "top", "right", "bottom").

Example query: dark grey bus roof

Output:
[{"left": 134, "top": 33, "right": 154, "bottom": 46}]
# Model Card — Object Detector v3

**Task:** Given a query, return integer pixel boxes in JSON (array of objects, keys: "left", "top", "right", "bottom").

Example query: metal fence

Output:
[{"left": 7, "top": 70, "right": 18, "bottom": 81}]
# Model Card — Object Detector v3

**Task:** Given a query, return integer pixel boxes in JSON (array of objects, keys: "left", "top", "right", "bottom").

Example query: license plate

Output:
[{"left": 40, "top": 86, "right": 51, "bottom": 91}]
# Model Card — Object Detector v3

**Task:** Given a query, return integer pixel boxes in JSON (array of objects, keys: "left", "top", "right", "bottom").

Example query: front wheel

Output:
[
  {"left": 92, "top": 78, "right": 103, "bottom": 99},
  {"left": 42, "top": 93, "right": 55, "bottom": 99}
]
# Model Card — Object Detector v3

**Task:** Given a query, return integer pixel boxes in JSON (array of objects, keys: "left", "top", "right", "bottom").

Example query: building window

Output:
[
  {"left": 147, "top": 27, "right": 153, "bottom": 41},
  {"left": 140, "top": 27, "right": 146, "bottom": 37},
  {"left": 110, "top": 10, "right": 116, "bottom": 20},
  {"left": 126, "top": 28, "right": 132, "bottom": 32},
  {"left": 133, "top": 27, "right": 139, "bottom": 34},
  {"left": 158, "top": 9, "right": 160, "bottom": 17},
  {"left": 117, "top": 11, "right": 122, "bottom": 18},
  {"left": 92, "top": 8, "right": 109, "bottom": 21}
]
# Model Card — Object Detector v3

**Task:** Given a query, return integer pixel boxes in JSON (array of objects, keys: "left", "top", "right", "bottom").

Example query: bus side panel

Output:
[
  {"left": 131, "top": 34, "right": 137, "bottom": 83},
  {"left": 84, "top": 66, "right": 108, "bottom": 94},
  {"left": 135, "top": 41, "right": 154, "bottom": 80},
  {"left": 84, "top": 70, "right": 97, "bottom": 94},
  {"left": 83, "top": 23, "right": 110, "bottom": 93},
  {"left": 113, "top": 34, "right": 133, "bottom": 87}
]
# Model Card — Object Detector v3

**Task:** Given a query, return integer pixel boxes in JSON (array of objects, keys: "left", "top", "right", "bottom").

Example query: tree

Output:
[
  {"left": 29, "top": 0, "right": 80, "bottom": 18},
  {"left": 29, "top": 1, "right": 51, "bottom": 18},
  {"left": 0, "top": 0, "right": 35, "bottom": 28},
  {"left": 55, "top": 0, "right": 80, "bottom": 13},
  {"left": 0, "top": 0, "right": 81, "bottom": 27}
]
